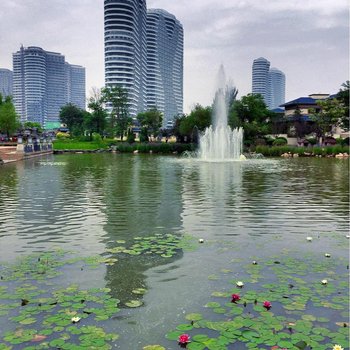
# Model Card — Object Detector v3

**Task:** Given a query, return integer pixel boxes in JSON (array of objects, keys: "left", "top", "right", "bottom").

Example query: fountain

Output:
[{"left": 198, "top": 65, "right": 244, "bottom": 161}]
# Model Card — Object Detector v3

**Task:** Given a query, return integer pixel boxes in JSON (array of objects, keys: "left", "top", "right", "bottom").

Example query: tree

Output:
[
  {"left": 59, "top": 103, "right": 85, "bottom": 136},
  {"left": 309, "top": 98, "right": 345, "bottom": 143},
  {"left": 87, "top": 88, "right": 107, "bottom": 137},
  {"left": 136, "top": 108, "right": 163, "bottom": 141},
  {"left": 0, "top": 94, "right": 20, "bottom": 137},
  {"left": 230, "top": 94, "right": 272, "bottom": 142},
  {"left": 101, "top": 86, "right": 131, "bottom": 140},
  {"left": 336, "top": 81, "right": 349, "bottom": 131},
  {"left": 23, "top": 121, "right": 43, "bottom": 133},
  {"left": 178, "top": 104, "right": 212, "bottom": 142}
]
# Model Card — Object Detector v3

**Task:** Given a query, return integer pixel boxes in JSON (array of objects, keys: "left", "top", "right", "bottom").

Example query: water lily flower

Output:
[
  {"left": 71, "top": 317, "right": 81, "bottom": 323},
  {"left": 198, "top": 239, "right": 204, "bottom": 243},
  {"left": 231, "top": 293, "right": 240, "bottom": 303},
  {"left": 346, "top": 235, "right": 350, "bottom": 239},
  {"left": 333, "top": 345, "right": 344, "bottom": 350},
  {"left": 321, "top": 279, "right": 328, "bottom": 285},
  {"left": 252, "top": 260, "right": 258, "bottom": 265},
  {"left": 236, "top": 281, "right": 244, "bottom": 288},
  {"left": 178, "top": 334, "right": 190, "bottom": 346},
  {"left": 263, "top": 301, "right": 272, "bottom": 310},
  {"left": 306, "top": 236, "right": 313, "bottom": 241},
  {"left": 325, "top": 253, "right": 331, "bottom": 258}
]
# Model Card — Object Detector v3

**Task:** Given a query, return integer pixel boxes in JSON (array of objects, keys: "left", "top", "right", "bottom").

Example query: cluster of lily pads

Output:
[
  {"left": 0, "top": 233, "right": 199, "bottom": 349},
  {"left": 161, "top": 250, "right": 349, "bottom": 350},
  {"left": 104, "top": 233, "right": 198, "bottom": 259}
]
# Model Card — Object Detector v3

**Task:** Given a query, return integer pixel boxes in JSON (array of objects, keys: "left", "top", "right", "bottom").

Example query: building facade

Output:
[
  {"left": 65, "top": 64, "right": 86, "bottom": 110},
  {"left": 104, "top": 0, "right": 147, "bottom": 117},
  {"left": 146, "top": 9, "right": 183, "bottom": 128},
  {"left": 12, "top": 46, "right": 86, "bottom": 126},
  {"left": 104, "top": 0, "right": 184, "bottom": 124},
  {"left": 252, "top": 57, "right": 285, "bottom": 110},
  {"left": 267, "top": 68, "right": 285, "bottom": 110},
  {"left": 0, "top": 69, "right": 13, "bottom": 98}
]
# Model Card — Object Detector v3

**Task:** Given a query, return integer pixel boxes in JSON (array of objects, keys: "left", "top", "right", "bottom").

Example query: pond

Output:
[{"left": 0, "top": 154, "right": 348, "bottom": 350}]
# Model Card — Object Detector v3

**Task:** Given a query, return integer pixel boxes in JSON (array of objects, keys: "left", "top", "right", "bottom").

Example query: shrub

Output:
[
  {"left": 92, "top": 133, "right": 102, "bottom": 143},
  {"left": 56, "top": 132, "right": 70, "bottom": 139},
  {"left": 306, "top": 137, "right": 317, "bottom": 145},
  {"left": 272, "top": 137, "right": 288, "bottom": 146}
]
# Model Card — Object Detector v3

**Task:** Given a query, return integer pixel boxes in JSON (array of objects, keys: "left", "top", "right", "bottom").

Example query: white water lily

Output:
[
  {"left": 306, "top": 236, "right": 313, "bottom": 241},
  {"left": 333, "top": 345, "right": 344, "bottom": 350},
  {"left": 198, "top": 239, "right": 204, "bottom": 243},
  {"left": 252, "top": 261, "right": 258, "bottom": 265},
  {"left": 71, "top": 317, "right": 81, "bottom": 323},
  {"left": 346, "top": 235, "right": 350, "bottom": 239},
  {"left": 321, "top": 279, "right": 328, "bottom": 285},
  {"left": 236, "top": 281, "right": 244, "bottom": 287},
  {"left": 325, "top": 253, "right": 331, "bottom": 258}
]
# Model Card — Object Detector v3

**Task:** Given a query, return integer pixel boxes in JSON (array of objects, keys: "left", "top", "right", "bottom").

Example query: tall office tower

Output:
[
  {"left": 13, "top": 46, "right": 86, "bottom": 126},
  {"left": 65, "top": 63, "right": 86, "bottom": 109},
  {"left": 267, "top": 68, "right": 285, "bottom": 110},
  {"left": 146, "top": 9, "right": 183, "bottom": 128},
  {"left": 252, "top": 57, "right": 270, "bottom": 105},
  {"left": 0, "top": 69, "right": 13, "bottom": 98},
  {"left": 104, "top": 0, "right": 147, "bottom": 118}
]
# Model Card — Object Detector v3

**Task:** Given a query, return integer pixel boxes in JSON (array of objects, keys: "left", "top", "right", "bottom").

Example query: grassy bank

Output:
[
  {"left": 53, "top": 139, "right": 194, "bottom": 154},
  {"left": 255, "top": 145, "right": 349, "bottom": 157}
]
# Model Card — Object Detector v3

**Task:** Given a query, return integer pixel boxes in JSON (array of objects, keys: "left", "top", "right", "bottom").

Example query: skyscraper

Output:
[
  {"left": 0, "top": 69, "right": 13, "bottom": 98},
  {"left": 65, "top": 63, "right": 86, "bottom": 110},
  {"left": 12, "top": 46, "right": 86, "bottom": 126},
  {"left": 146, "top": 9, "right": 183, "bottom": 127},
  {"left": 104, "top": 0, "right": 147, "bottom": 117},
  {"left": 252, "top": 57, "right": 285, "bottom": 109},
  {"left": 267, "top": 68, "right": 285, "bottom": 110},
  {"left": 252, "top": 57, "right": 270, "bottom": 104},
  {"left": 104, "top": 1, "right": 184, "bottom": 123}
]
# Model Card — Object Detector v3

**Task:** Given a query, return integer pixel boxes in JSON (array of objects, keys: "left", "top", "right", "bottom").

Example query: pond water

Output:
[{"left": 0, "top": 154, "right": 349, "bottom": 349}]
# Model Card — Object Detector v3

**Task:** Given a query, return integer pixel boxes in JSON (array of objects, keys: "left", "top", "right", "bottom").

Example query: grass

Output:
[{"left": 255, "top": 145, "right": 349, "bottom": 157}]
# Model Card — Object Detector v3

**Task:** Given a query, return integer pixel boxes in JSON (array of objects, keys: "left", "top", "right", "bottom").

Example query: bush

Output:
[
  {"left": 56, "top": 132, "right": 70, "bottom": 139},
  {"left": 272, "top": 137, "right": 288, "bottom": 146},
  {"left": 306, "top": 137, "right": 317, "bottom": 145},
  {"left": 92, "top": 133, "right": 102, "bottom": 143}
]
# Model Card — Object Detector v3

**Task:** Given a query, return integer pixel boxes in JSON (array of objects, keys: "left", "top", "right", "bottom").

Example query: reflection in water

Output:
[{"left": 0, "top": 155, "right": 349, "bottom": 349}]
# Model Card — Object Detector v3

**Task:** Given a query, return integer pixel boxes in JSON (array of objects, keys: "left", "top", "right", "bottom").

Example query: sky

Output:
[{"left": 0, "top": 0, "right": 349, "bottom": 113}]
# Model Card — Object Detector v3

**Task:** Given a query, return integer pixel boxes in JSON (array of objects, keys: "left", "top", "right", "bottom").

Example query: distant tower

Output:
[
  {"left": 252, "top": 57, "right": 270, "bottom": 105},
  {"left": 146, "top": 9, "right": 183, "bottom": 128},
  {"left": 0, "top": 69, "right": 13, "bottom": 98},
  {"left": 267, "top": 68, "right": 285, "bottom": 109},
  {"left": 13, "top": 46, "right": 86, "bottom": 126},
  {"left": 104, "top": 0, "right": 147, "bottom": 117},
  {"left": 65, "top": 63, "right": 86, "bottom": 109}
]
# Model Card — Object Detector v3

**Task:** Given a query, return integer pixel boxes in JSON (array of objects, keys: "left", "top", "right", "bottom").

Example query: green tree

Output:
[
  {"left": 87, "top": 88, "right": 107, "bottom": 137},
  {"left": 179, "top": 104, "right": 212, "bottom": 141},
  {"left": 0, "top": 95, "right": 20, "bottom": 137},
  {"left": 310, "top": 98, "right": 345, "bottom": 143},
  {"left": 23, "top": 121, "right": 43, "bottom": 133},
  {"left": 101, "top": 86, "right": 131, "bottom": 140},
  {"left": 136, "top": 108, "right": 163, "bottom": 141},
  {"left": 336, "top": 81, "right": 349, "bottom": 131},
  {"left": 59, "top": 103, "right": 85, "bottom": 136},
  {"left": 230, "top": 94, "right": 272, "bottom": 142}
]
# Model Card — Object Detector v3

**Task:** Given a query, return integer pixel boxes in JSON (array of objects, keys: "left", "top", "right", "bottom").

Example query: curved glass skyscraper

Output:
[
  {"left": 252, "top": 57, "right": 270, "bottom": 104},
  {"left": 146, "top": 9, "right": 183, "bottom": 127},
  {"left": 104, "top": 0, "right": 147, "bottom": 117},
  {"left": 252, "top": 57, "right": 285, "bottom": 110},
  {"left": 267, "top": 68, "right": 285, "bottom": 110},
  {"left": 13, "top": 46, "right": 86, "bottom": 126}
]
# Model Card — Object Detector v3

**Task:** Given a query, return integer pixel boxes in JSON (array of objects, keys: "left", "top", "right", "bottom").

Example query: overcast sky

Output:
[{"left": 0, "top": 0, "right": 348, "bottom": 112}]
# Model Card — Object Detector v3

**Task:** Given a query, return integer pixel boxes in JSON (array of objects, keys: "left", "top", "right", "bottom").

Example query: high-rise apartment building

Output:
[
  {"left": 252, "top": 57, "right": 285, "bottom": 110},
  {"left": 267, "top": 68, "right": 285, "bottom": 110},
  {"left": 104, "top": 0, "right": 147, "bottom": 117},
  {"left": 146, "top": 9, "right": 183, "bottom": 127},
  {"left": 0, "top": 69, "right": 13, "bottom": 98},
  {"left": 252, "top": 57, "right": 270, "bottom": 104},
  {"left": 65, "top": 63, "right": 86, "bottom": 110},
  {"left": 13, "top": 46, "right": 86, "bottom": 126},
  {"left": 104, "top": 0, "right": 184, "bottom": 124}
]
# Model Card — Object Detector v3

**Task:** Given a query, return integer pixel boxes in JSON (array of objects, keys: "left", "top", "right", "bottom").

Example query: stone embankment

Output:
[
  {"left": 281, "top": 152, "right": 349, "bottom": 158},
  {"left": 0, "top": 146, "right": 53, "bottom": 164}
]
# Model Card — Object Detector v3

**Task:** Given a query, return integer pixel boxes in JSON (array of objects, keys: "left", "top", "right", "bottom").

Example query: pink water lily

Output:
[
  {"left": 231, "top": 293, "right": 241, "bottom": 303},
  {"left": 263, "top": 301, "right": 272, "bottom": 310},
  {"left": 178, "top": 334, "right": 190, "bottom": 347}
]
